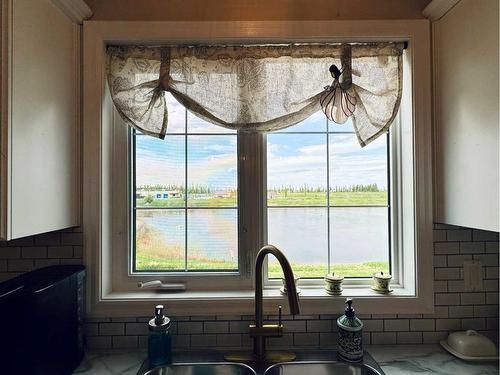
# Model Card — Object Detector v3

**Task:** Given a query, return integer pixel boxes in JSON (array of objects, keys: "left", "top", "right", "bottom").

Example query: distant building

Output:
[
  {"left": 213, "top": 190, "right": 231, "bottom": 198},
  {"left": 153, "top": 190, "right": 182, "bottom": 199},
  {"left": 136, "top": 189, "right": 182, "bottom": 200}
]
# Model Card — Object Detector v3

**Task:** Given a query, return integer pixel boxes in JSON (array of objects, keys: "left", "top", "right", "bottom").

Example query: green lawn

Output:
[
  {"left": 268, "top": 261, "right": 388, "bottom": 278},
  {"left": 268, "top": 191, "right": 387, "bottom": 206},
  {"left": 136, "top": 191, "right": 387, "bottom": 208},
  {"left": 136, "top": 252, "right": 387, "bottom": 278},
  {"left": 136, "top": 253, "right": 238, "bottom": 270}
]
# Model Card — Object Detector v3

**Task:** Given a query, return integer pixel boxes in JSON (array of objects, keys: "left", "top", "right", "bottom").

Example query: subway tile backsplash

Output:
[{"left": 0, "top": 224, "right": 497, "bottom": 350}]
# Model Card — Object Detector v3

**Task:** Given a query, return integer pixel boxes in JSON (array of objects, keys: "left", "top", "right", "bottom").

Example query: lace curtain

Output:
[{"left": 107, "top": 43, "right": 403, "bottom": 147}]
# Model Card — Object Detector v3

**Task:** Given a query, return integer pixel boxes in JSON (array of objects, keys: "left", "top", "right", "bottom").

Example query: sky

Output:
[{"left": 135, "top": 94, "right": 388, "bottom": 191}]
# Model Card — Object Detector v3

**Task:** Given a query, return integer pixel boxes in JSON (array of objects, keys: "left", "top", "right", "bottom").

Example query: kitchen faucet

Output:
[
  {"left": 225, "top": 245, "right": 300, "bottom": 363},
  {"left": 251, "top": 245, "right": 300, "bottom": 361}
]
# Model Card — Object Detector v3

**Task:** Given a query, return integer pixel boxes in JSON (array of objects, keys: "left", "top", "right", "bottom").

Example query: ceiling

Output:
[{"left": 84, "top": 0, "right": 433, "bottom": 21}]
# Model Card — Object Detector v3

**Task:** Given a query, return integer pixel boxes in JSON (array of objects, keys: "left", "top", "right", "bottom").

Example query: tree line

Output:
[
  {"left": 137, "top": 184, "right": 236, "bottom": 194},
  {"left": 270, "top": 183, "right": 384, "bottom": 193}
]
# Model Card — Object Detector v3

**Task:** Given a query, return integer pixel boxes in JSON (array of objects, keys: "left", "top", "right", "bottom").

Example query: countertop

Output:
[{"left": 73, "top": 344, "right": 499, "bottom": 375}]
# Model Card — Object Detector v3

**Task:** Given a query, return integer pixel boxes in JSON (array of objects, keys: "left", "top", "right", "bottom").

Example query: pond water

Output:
[{"left": 136, "top": 207, "right": 389, "bottom": 268}]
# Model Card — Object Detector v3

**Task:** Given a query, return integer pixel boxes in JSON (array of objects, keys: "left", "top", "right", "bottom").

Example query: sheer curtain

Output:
[{"left": 107, "top": 43, "right": 403, "bottom": 147}]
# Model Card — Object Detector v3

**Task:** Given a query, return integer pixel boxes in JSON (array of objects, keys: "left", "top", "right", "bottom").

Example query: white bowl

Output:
[{"left": 440, "top": 330, "right": 498, "bottom": 361}]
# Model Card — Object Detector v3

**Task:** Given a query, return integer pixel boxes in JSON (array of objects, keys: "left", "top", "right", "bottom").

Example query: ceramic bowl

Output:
[
  {"left": 324, "top": 273, "right": 344, "bottom": 295},
  {"left": 371, "top": 271, "right": 392, "bottom": 293}
]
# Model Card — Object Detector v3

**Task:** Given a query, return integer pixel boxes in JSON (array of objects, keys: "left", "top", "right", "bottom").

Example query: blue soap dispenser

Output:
[
  {"left": 337, "top": 298, "right": 364, "bottom": 362},
  {"left": 148, "top": 304, "right": 172, "bottom": 367}
]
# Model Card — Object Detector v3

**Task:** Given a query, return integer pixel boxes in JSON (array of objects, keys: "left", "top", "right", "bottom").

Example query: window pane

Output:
[
  {"left": 187, "top": 135, "right": 237, "bottom": 207},
  {"left": 330, "top": 207, "right": 389, "bottom": 277},
  {"left": 187, "top": 209, "right": 238, "bottom": 270},
  {"left": 328, "top": 117, "right": 355, "bottom": 133},
  {"left": 166, "top": 92, "right": 186, "bottom": 134},
  {"left": 135, "top": 209, "right": 185, "bottom": 271},
  {"left": 329, "top": 134, "right": 388, "bottom": 206},
  {"left": 267, "top": 207, "right": 328, "bottom": 278},
  {"left": 135, "top": 135, "right": 185, "bottom": 208},
  {"left": 187, "top": 111, "right": 236, "bottom": 134},
  {"left": 267, "top": 133, "right": 327, "bottom": 206},
  {"left": 275, "top": 111, "right": 326, "bottom": 133}
]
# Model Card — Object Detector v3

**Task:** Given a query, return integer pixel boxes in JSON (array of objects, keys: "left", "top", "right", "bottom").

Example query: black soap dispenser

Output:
[
  {"left": 337, "top": 298, "right": 364, "bottom": 362},
  {"left": 148, "top": 305, "right": 172, "bottom": 367}
]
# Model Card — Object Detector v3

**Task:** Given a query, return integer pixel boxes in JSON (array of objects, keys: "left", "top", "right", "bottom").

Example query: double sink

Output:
[
  {"left": 144, "top": 362, "right": 382, "bottom": 375},
  {"left": 140, "top": 351, "right": 385, "bottom": 375}
]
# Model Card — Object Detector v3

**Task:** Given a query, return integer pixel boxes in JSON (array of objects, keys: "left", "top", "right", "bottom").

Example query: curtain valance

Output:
[{"left": 107, "top": 43, "right": 404, "bottom": 147}]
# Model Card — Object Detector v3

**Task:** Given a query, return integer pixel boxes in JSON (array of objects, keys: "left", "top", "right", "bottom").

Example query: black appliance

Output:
[{"left": 0, "top": 265, "right": 85, "bottom": 374}]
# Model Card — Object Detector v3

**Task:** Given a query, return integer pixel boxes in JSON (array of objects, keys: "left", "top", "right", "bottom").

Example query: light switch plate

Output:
[{"left": 463, "top": 260, "right": 483, "bottom": 292}]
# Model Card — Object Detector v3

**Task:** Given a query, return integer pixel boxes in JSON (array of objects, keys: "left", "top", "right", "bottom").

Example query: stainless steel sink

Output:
[
  {"left": 264, "top": 361, "right": 384, "bottom": 375},
  {"left": 143, "top": 362, "right": 257, "bottom": 375}
]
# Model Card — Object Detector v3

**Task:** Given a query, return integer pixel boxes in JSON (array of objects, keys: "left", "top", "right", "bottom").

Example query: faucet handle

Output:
[{"left": 278, "top": 305, "right": 282, "bottom": 326}]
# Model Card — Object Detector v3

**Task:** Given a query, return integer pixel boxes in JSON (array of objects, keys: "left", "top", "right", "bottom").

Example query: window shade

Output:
[{"left": 107, "top": 43, "right": 403, "bottom": 147}]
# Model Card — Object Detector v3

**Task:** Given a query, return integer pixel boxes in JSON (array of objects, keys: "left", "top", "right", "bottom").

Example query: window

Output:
[
  {"left": 266, "top": 113, "right": 390, "bottom": 279},
  {"left": 84, "top": 19, "right": 433, "bottom": 316},
  {"left": 132, "top": 95, "right": 392, "bottom": 283},
  {"left": 132, "top": 94, "right": 239, "bottom": 273}
]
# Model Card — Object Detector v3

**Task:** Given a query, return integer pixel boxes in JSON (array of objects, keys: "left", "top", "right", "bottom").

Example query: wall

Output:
[
  {"left": 0, "top": 223, "right": 497, "bottom": 349},
  {"left": 84, "top": 0, "right": 431, "bottom": 21}
]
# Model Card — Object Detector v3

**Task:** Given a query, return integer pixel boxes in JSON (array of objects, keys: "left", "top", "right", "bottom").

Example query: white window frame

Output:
[
  {"left": 83, "top": 20, "right": 433, "bottom": 317},
  {"left": 124, "top": 115, "right": 255, "bottom": 291}
]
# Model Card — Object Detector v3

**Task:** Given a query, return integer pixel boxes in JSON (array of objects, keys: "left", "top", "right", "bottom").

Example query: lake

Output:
[{"left": 136, "top": 207, "right": 389, "bottom": 267}]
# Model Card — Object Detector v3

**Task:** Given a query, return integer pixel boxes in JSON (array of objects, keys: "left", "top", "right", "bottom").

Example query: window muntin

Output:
[
  {"left": 133, "top": 93, "right": 238, "bottom": 272},
  {"left": 266, "top": 115, "right": 391, "bottom": 279}
]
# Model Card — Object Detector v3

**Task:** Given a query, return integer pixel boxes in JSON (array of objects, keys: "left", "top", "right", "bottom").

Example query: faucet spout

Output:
[{"left": 253, "top": 245, "right": 300, "bottom": 360}]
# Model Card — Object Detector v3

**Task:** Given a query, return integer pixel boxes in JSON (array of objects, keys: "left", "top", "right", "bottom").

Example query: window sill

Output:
[{"left": 89, "top": 285, "right": 430, "bottom": 318}]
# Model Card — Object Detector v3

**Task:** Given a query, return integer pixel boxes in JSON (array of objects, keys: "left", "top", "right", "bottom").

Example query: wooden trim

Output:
[
  {"left": 88, "top": 288, "right": 430, "bottom": 318},
  {"left": 51, "top": 0, "right": 92, "bottom": 24},
  {"left": 83, "top": 20, "right": 433, "bottom": 317},
  {"left": 73, "top": 24, "right": 82, "bottom": 226},
  {"left": 422, "top": 0, "right": 461, "bottom": 21}
]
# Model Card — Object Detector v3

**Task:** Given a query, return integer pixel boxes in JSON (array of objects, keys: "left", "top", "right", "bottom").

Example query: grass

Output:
[
  {"left": 268, "top": 191, "right": 387, "bottom": 206},
  {"left": 136, "top": 253, "right": 238, "bottom": 271},
  {"left": 268, "top": 261, "right": 388, "bottom": 278},
  {"left": 136, "top": 196, "right": 236, "bottom": 208},
  {"left": 136, "top": 191, "right": 387, "bottom": 208},
  {"left": 136, "top": 252, "right": 387, "bottom": 278}
]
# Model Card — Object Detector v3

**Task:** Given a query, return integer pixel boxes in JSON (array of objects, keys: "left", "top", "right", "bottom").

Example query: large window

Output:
[
  {"left": 84, "top": 20, "right": 434, "bottom": 317},
  {"left": 133, "top": 93, "right": 238, "bottom": 272},
  {"left": 132, "top": 94, "right": 391, "bottom": 280},
  {"left": 266, "top": 113, "right": 390, "bottom": 279}
]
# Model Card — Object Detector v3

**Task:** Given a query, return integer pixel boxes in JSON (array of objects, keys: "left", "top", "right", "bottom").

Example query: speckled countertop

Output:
[{"left": 73, "top": 344, "right": 498, "bottom": 375}]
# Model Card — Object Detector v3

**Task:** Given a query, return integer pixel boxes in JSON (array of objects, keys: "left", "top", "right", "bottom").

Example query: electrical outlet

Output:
[{"left": 463, "top": 260, "right": 483, "bottom": 292}]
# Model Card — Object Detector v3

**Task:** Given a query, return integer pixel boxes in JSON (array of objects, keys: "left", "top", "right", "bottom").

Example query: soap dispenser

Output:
[
  {"left": 148, "top": 305, "right": 172, "bottom": 367},
  {"left": 337, "top": 298, "right": 364, "bottom": 362}
]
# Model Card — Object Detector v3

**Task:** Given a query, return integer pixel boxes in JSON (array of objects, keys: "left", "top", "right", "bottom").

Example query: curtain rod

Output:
[{"left": 107, "top": 41, "right": 408, "bottom": 50}]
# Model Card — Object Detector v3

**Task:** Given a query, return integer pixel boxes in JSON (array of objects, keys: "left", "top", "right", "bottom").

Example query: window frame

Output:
[
  {"left": 83, "top": 19, "right": 433, "bottom": 317},
  {"left": 130, "top": 123, "right": 242, "bottom": 276},
  {"left": 129, "top": 109, "right": 398, "bottom": 288},
  {"left": 119, "top": 110, "right": 254, "bottom": 291},
  {"left": 262, "top": 121, "right": 395, "bottom": 286}
]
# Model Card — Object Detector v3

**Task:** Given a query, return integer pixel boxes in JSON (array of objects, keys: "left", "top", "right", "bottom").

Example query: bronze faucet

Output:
[{"left": 250, "top": 245, "right": 300, "bottom": 361}]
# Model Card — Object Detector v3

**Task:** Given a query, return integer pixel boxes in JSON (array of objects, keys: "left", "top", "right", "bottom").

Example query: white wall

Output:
[{"left": 434, "top": 0, "right": 499, "bottom": 232}]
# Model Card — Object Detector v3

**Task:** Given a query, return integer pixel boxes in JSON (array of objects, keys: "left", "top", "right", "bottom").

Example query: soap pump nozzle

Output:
[
  {"left": 154, "top": 305, "right": 165, "bottom": 325},
  {"left": 344, "top": 298, "right": 355, "bottom": 318}
]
